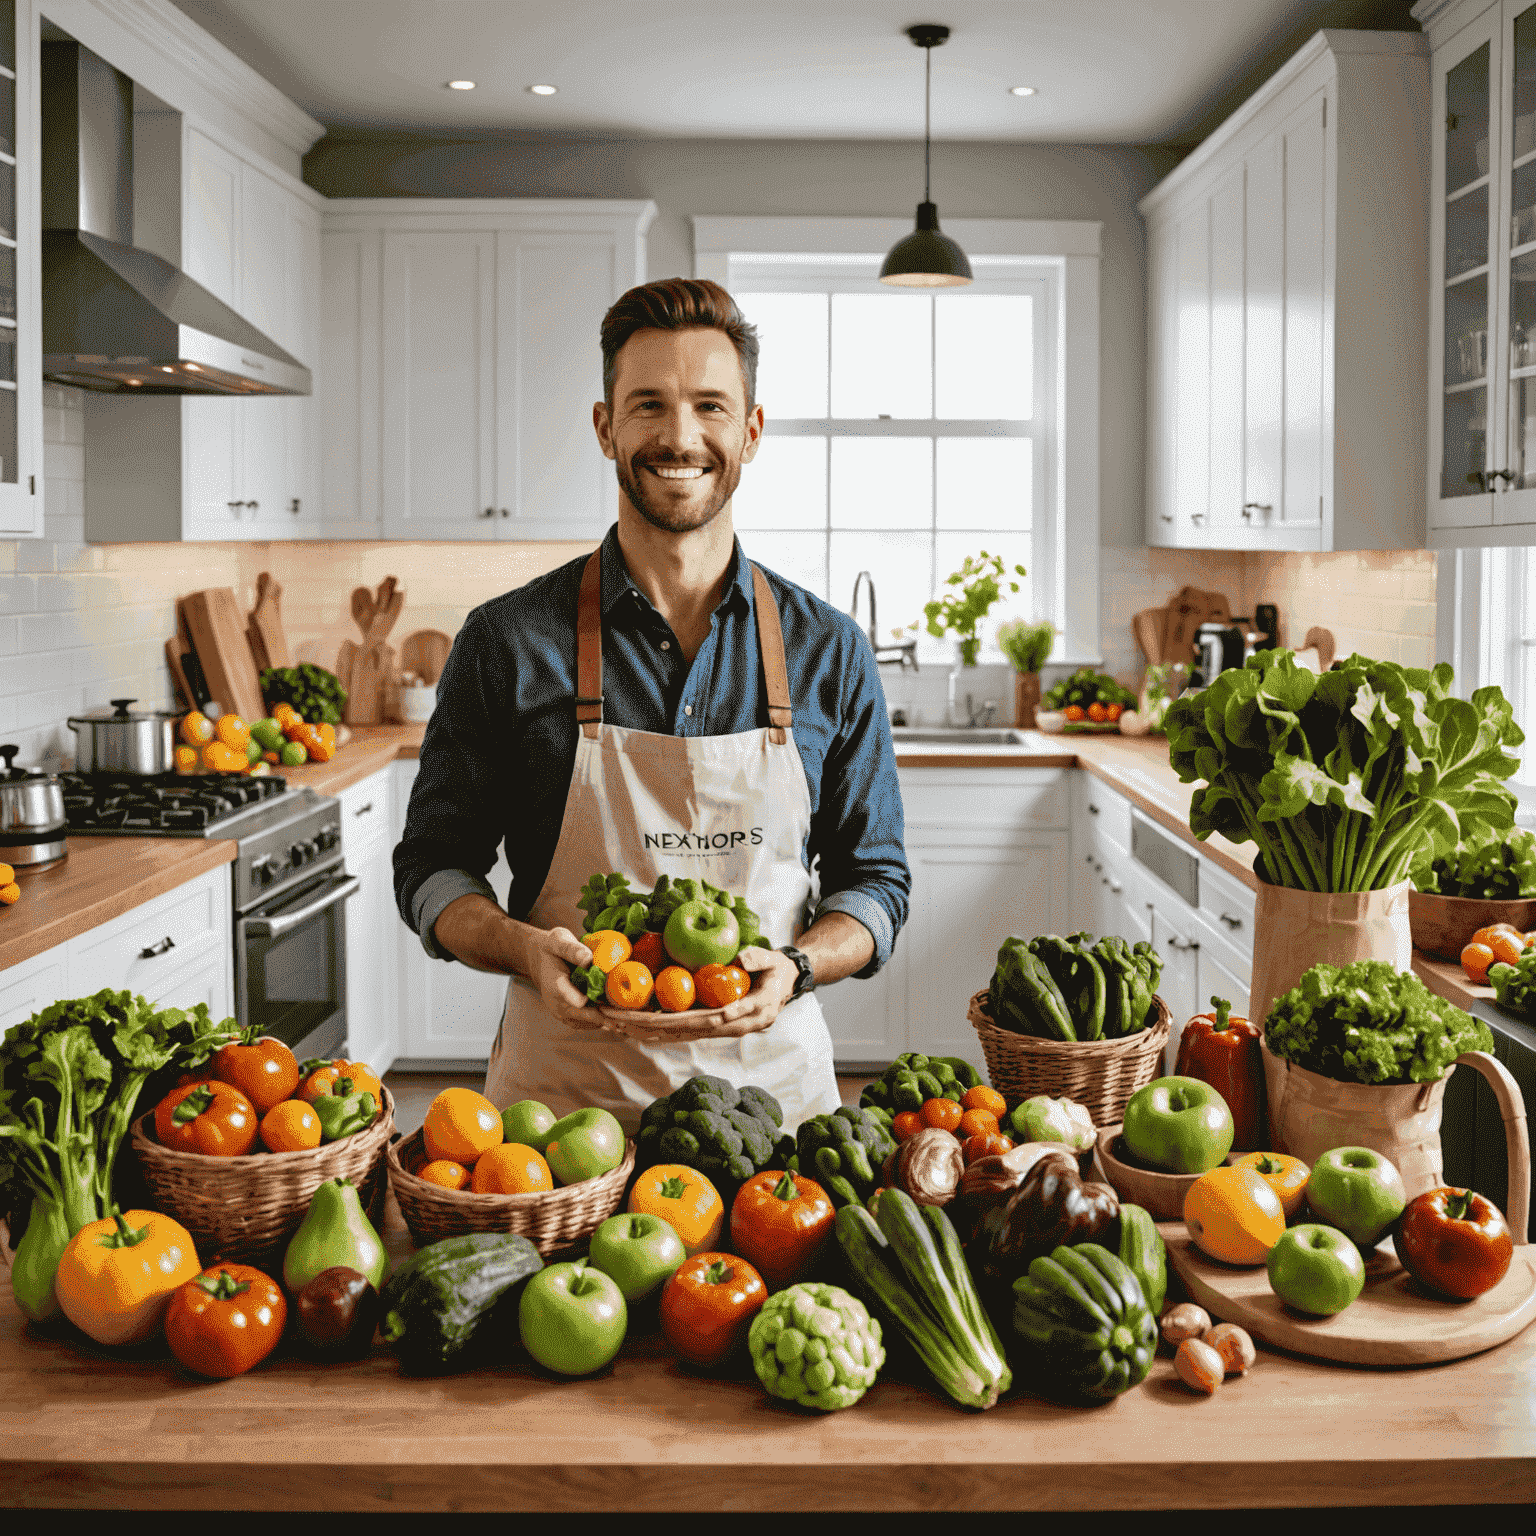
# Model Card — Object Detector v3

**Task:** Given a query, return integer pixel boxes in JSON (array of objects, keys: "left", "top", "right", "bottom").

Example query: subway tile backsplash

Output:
[{"left": 0, "top": 386, "right": 1440, "bottom": 765}]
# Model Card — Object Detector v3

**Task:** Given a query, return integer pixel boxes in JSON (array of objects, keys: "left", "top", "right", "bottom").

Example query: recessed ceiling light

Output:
[
  {"left": 1009, "top": 85, "right": 1037, "bottom": 97},
  {"left": 447, "top": 79, "right": 476, "bottom": 91},
  {"left": 527, "top": 84, "right": 558, "bottom": 96}
]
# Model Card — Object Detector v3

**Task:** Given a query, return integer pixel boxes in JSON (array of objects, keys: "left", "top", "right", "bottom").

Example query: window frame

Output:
[{"left": 693, "top": 215, "right": 1104, "bottom": 665}]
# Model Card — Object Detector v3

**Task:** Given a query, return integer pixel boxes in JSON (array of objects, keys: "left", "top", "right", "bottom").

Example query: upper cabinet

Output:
[
  {"left": 1421, "top": 0, "right": 1536, "bottom": 545},
  {"left": 1143, "top": 31, "right": 1430, "bottom": 552},
  {"left": 320, "top": 200, "right": 656, "bottom": 541}
]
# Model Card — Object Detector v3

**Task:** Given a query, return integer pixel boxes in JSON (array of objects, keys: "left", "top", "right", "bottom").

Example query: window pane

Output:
[
  {"left": 934, "top": 533, "right": 1033, "bottom": 641},
  {"left": 830, "top": 293, "right": 932, "bottom": 418},
  {"left": 936, "top": 438, "right": 1032, "bottom": 530},
  {"left": 935, "top": 294, "right": 1033, "bottom": 419},
  {"left": 732, "top": 436, "right": 826, "bottom": 529},
  {"left": 830, "top": 531, "right": 932, "bottom": 640},
  {"left": 740, "top": 530, "right": 827, "bottom": 600},
  {"left": 830, "top": 436, "right": 931, "bottom": 529},
  {"left": 734, "top": 292, "right": 828, "bottom": 417}
]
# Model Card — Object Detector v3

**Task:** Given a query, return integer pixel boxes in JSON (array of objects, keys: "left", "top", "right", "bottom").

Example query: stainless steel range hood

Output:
[{"left": 41, "top": 42, "right": 309, "bottom": 396}]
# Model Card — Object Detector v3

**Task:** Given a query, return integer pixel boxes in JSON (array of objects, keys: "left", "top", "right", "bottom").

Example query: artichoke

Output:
[{"left": 748, "top": 1282, "right": 885, "bottom": 1411}]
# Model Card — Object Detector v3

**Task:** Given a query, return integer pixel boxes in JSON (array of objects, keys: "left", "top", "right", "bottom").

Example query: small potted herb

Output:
[
  {"left": 917, "top": 552, "right": 1026, "bottom": 725},
  {"left": 995, "top": 619, "right": 1054, "bottom": 728}
]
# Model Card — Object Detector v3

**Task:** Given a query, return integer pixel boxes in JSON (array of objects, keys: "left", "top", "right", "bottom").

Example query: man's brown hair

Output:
[{"left": 600, "top": 278, "right": 760, "bottom": 410}]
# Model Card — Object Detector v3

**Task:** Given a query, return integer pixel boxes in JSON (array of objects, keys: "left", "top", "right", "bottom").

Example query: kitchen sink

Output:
[{"left": 890, "top": 727, "right": 1051, "bottom": 747}]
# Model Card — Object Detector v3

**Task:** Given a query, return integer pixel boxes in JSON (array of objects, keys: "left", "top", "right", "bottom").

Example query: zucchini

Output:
[
  {"left": 1116, "top": 1203, "right": 1167, "bottom": 1317},
  {"left": 835, "top": 1189, "right": 1012, "bottom": 1410},
  {"left": 380, "top": 1232, "right": 543, "bottom": 1370}
]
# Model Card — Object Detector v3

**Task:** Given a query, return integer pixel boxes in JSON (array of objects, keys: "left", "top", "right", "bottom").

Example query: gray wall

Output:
[{"left": 304, "top": 135, "right": 1174, "bottom": 548}]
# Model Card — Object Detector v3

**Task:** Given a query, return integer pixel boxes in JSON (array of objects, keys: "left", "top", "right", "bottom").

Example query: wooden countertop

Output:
[{"left": 2, "top": 1195, "right": 1532, "bottom": 1512}]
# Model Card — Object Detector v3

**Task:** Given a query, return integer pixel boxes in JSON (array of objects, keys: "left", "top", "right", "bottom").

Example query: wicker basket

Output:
[
  {"left": 386, "top": 1128, "right": 635, "bottom": 1256},
  {"left": 967, "top": 990, "right": 1171, "bottom": 1126},
  {"left": 127, "top": 1086, "right": 395, "bottom": 1273}
]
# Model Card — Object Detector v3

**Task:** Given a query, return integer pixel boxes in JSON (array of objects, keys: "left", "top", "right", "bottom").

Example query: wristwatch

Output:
[{"left": 778, "top": 943, "right": 816, "bottom": 1000}]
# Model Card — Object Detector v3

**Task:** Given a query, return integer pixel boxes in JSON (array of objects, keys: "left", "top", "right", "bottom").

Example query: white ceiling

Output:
[{"left": 164, "top": 0, "right": 1405, "bottom": 144}]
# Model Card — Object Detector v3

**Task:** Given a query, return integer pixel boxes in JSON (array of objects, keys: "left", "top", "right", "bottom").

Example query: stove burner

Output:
[{"left": 61, "top": 771, "right": 289, "bottom": 833}]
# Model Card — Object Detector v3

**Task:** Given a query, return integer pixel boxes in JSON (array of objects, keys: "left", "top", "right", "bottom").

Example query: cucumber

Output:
[
  {"left": 1116, "top": 1203, "right": 1167, "bottom": 1318},
  {"left": 380, "top": 1232, "right": 543, "bottom": 1370}
]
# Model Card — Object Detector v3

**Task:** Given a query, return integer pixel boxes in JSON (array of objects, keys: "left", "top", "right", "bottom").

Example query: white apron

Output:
[{"left": 484, "top": 551, "right": 842, "bottom": 1136}]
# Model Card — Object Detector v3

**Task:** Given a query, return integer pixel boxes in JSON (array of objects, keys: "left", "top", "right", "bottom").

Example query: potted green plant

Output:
[
  {"left": 918, "top": 551, "right": 1027, "bottom": 726},
  {"left": 995, "top": 619, "right": 1054, "bottom": 728}
]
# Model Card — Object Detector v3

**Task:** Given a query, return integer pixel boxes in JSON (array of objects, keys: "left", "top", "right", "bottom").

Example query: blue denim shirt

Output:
[{"left": 394, "top": 527, "right": 911, "bottom": 975}]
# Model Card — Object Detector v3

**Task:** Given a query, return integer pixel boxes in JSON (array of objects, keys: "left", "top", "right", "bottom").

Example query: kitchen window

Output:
[{"left": 693, "top": 216, "right": 1103, "bottom": 665}]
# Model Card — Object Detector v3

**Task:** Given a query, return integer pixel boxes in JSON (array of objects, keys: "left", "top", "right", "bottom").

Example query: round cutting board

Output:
[{"left": 1162, "top": 1222, "right": 1536, "bottom": 1366}]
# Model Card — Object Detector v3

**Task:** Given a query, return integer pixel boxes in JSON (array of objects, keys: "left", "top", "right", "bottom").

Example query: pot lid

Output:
[
  {"left": 0, "top": 744, "right": 61, "bottom": 784},
  {"left": 67, "top": 697, "right": 181, "bottom": 724}
]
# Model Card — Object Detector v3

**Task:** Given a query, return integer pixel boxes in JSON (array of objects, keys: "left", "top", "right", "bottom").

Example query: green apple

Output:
[
  {"left": 544, "top": 1106, "right": 626, "bottom": 1185},
  {"left": 518, "top": 1260, "right": 627, "bottom": 1375},
  {"left": 501, "top": 1099, "right": 558, "bottom": 1151},
  {"left": 1120, "top": 1076, "right": 1233, "bottom": 1174},
  {"left": 663, "top": 900, "right": 740, "bottom": 969},
  {"left": 1266, "top": 1223, "right": 1366, "bottom": 1315},
  {"left": 1305, "top": 1146, "right": 1406, "bottom": 1249},
  {"left": 587, "top": 1212, "right": 686, "bottom": 1301},
  {"left": 250, "top": 718, "right": 285, "bottom": 752}
]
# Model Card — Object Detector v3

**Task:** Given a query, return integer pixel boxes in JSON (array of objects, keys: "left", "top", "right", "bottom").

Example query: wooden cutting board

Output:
[
  {"left": 181, "top": 588, "right": 265, "bottom": 723},
  {"left": 341, "top": 577, "right": 405, "bottom": 725},
  {"left": 400, "top": 628, "right": 452, "bottom": 686},
  {"left": 247, "top": 572, "right": 292, "bottom": 672},
  {"left": 1163, "top": 586, "right": 1232, "bottom": 664},
  {"left": 1133, "top": 608, "right": 1168, "bottom": 665},
  {"left": 1162, "top": 1225, "right": 1536, "bottom": 1367}
]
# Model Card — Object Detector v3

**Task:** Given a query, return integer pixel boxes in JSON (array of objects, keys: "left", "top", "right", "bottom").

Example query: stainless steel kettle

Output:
[{"left": 0, "top": 744, "right": 67, "bottom": 870}]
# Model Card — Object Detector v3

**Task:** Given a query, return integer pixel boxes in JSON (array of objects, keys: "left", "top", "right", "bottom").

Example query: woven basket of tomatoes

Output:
[
  {"left": 129, "top": 1043, "right": 394, "bottom": 1272},
  {"left": 386, "top": 1087, "right": 635, "bottom": 1256}
]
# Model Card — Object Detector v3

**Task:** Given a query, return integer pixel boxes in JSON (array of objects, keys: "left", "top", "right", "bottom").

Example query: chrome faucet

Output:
[{"left": 850, "top": 571, "right": 919, "bottom": 670}]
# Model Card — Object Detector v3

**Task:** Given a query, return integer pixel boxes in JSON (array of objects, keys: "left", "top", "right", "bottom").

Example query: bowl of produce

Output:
[
  {"left": 1041, "top": 668, "right": 1136, "bottom": 732},
  {"left": 1092, "top": 1124, "right": 1207, "bottom": 1223},
  {"left": 1409, "top": 828, "right": 1536, "bottom": 960}
]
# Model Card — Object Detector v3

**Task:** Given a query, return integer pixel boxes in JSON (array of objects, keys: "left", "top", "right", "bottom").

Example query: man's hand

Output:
[
  {"left": 527, "top": 925, "right": 611, "bottom": 1031},
  {"left": 599, "top": 944, "right": 795, "bottom": 1043}
]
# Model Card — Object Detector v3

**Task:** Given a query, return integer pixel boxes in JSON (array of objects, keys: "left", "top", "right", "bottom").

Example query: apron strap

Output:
[
  {"left": 573, "top": 549, "right": 794, "bottom": 745},
  {"left": 575, "top": 550, "right": 604, "bottom": 740}
]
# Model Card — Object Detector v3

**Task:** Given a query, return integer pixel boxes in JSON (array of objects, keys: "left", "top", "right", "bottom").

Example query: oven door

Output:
[{"left": 235, "top": 863, "right": 360, "bottom": 1061}]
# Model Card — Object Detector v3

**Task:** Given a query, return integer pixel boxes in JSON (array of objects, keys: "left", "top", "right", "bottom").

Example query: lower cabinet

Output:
[
  {"left": 0, "top": 944, "right": 69, "bottom": 1034},
  {"left": 342, "top": 766, "right": 403, "bottom": 1074}
]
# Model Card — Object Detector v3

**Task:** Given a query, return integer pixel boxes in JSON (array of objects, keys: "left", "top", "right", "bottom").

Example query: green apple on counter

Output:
[
  {"left": 518, "top": 1260, "right": 628, "bottom": 1375},
  {"left": 587, "top": 1212, "right": 687, "bottom": 1301},
  {"left": 1305, "top": 1146, "right": 1406, "bottom": 1249},
  {"left": 663, "top": 900, "right": 740, "bottom": 969},
  {"left": 1266, "top": 1224, "right": 1366, "bottom": 1315},
  {"left": 1120, "top": 1076, "right": 1234, "bottom": 1174},
  {"left": 501, "top": 1099, "right": 558, "bottom": 1151},
  {"left": 545, "top": 1107, "right": 626, "bottom": 1184}
]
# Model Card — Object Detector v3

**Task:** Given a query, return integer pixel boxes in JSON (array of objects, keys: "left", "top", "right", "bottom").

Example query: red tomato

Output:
[
  {"left": 659, "top": 1251, "right": 767, "bottom": 1367},
  {"left": 212, "top": 1034, "right": 300, "bottom": 1113},
  {"left": 153, "top": 1080, "right": 259, "bottom": 1157},
  {"left": 695, "top": 963, "right": 750, "bottom": 1009},
  {"left": 1063, "top": 705, "right": 1086, "bottom": 723},
  {"left": 165, "top": 1265, "right": 288, "bottom": 1378},
  {"left": 1086, "top": 702, "right": 1109, "bottom": 723},
  {"left": 629, "top": 931, "right": 668, "bottom": 974},
  {"left": 963, "top": 1132, "right": 1014, "bottom": 1165},
  {"left": 891, "top": 1110, "right": 924, "bottom": 1143},
  {"left": 1105, "top": 703, "right": 1124, "bottom": 722},
  {"left": 1396, "top": 1187, "right": 1514, "bottom": 1299}
]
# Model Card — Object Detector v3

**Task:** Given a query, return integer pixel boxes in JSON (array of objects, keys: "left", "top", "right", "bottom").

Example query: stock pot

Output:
[{"left": 67, "top": 698, "right": 181, "bottom": 775}]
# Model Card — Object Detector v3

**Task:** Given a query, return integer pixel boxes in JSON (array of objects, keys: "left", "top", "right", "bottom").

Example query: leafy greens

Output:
[
  {"left": 1410, "top": 824, "right": 1536, "bottom": 899},
  {"left": 1165, "top": 650, "right": 1524, "bottom": 891}
]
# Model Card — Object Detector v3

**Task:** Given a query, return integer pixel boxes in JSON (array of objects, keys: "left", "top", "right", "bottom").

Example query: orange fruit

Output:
[
  {"left": 202, "top": 741, "right": 246, "bottom": 773},
  {"left": 1487, "top": 930, "right": 1525, "bottom": 966},
  {"left": 299, "top": 1060, "right": 383, "bottom": 1104},
  {"left": 0, "top": 862, "right": 13, "bottom": 884},
  {"left": 258, "top": 1099, "right": 321, "bottom": 1153},
  {"left": 961, "top": 1084, "right": 1007, "bottom": 1117},
  {"left": 630, "top": 931, "right": 667, "bottom": 974},
  {"left": 919, "top": 1097, "right": 964, "bottom": 1134},
  {"left": 318, "top": 722, "right": 337, "bottom": 748},
  {"left": 1471, "top": 923, "right": 1522, "bottom": 949},
  {"left": 418, "top": 1159, "right": 470, "bottom": 1190},
  {"left": 892, "top": 1110, "right": 923, "bottom": 1143},
  {"left": 215, "top": 714, "right": 250, "bottom": 751},
  {"left": 271, "top": 702, "right": 299, "bottom": 725},
  {"left": 1184, "top": 1165, "right": 1285, "bottom": 1265},
  {"left": 957, "top": 1107, "right": 1000, "bottom": 1140},
  {"left": 1461, "top": 942, "right": 1496, "bottom": 984},
  {"left": 963, "top": 1132, "right": 1014, "bottom": 1164},
  {"left": 654, "top": 964, "right": 698, "bottom": 1013},
  {"left": 694, "top": 963, "right": 750, "bottom": 1009},
  {"left": 180, "top": 711, "right": 214, "bottom": 745},
  {"left": 423, "top": 1087, "right": 504, "bottom": 1165},
  {"left": 582, "top": 929, "right": 632, "bottom": 974},
  {"left": 605, "top": 959, "right": 655, "bottom": 1010},
  {"left": 471, "top": 1142, "right": 553, "bottom": 1194},
  {"left": 0, "top": 883, "right": 20, "bottom": 906},
  {"left": 1230, "top": 1151, "right": 1311, "bottom": 1220},
  {"left": 173, "top": 745, "right": 198, "bottom": 774}
]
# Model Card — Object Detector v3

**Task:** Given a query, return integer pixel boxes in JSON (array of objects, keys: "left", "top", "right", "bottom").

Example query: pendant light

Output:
[{"left": 880, "top": 23, "right": 972, "bottom": 288}]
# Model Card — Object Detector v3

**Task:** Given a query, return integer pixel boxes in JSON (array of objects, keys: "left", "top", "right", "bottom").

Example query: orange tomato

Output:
[
  {"left": 629, "top": 1163, "right": 725, "bottom": 1254},
  {"left": 213, "top": 1034, "right": 301, "bottom": 1114},
  {"left": 957, "top": 1107, "right": 1001, "bottom": 1140},
  {"left": 1105, "top": 703, "right": 1124, "bottom": 722},
  {"left": 180, "top": 711, "right": 215, "bottom": 745},
  {"left": 215, "top": 714, "right": 249, "bottom": 752},
  {"left": 471, "top": 1142, "right": 553, "bottom": 1194},
  {"left": 271, "top": 701, "right": 299, "bottom": 724},
  {"left": 258, "top": 1099, "right": 321, "bottom": 1153},
  {"left": 417, "top": 1159, "right": 470, "bottom": 1190},
  {"left": 202, "top": 741, "right": 246, "bottom": 773},
  {"left": 963, "top": 1132, "right": 1014, "bottom": 1165},
  {"left": 605, "top": 959, "right": 655, "bottom": 1010},
  {"left": 1063, "top": 705, "right": 1086, "bottom": 722},
  {"left": 654, "top": 964, "right": 698, "bottom": 1013},
  {"left": 1183, "top": 1165, "right": 1285, "bottom": 1266},
  {"left": 423, "top": 1086, "right": 504, "bottom": 1165},
  {"left": 629, "top": 931, "right": 667, "bottom": 974},
  {"left": 695, "top": 963, "right": 750, "bottom": 1009},
  {"left": 1462, "top": 942, "right": 1496, "bottom": 984},
  {"left": 892, "top": 1110, "right": 923, "bottom": 1143},
  {"left": 305, "top": 736, "right": 336, "bottom": 763},
  {"left": 1087, "top": 702, "right": 1109, "bottom": 723},
  {"left": 1488, "top": 931, "right": 1525, "bottom": 966},
  {"left": 1471, "top": 923, "right": 1522, "bottom": 949},
  {"left": 1230, "top": 1151, "right": 1311, "bottom": 1221},
  {"left": 919, "top": 1097, "right": 964, "bottom": 1134},
  {"left": 298, "top": 1060, "right": 383, "bottom": 1104},
  {"left": 318, "top": 722, "right": 337, "bottom": 748},
  {"left": 582, "top": 929, "right": 632, "bottom": 974},
  {"left": 961, "top": 1084, "right": 1007, "bottom": 1118}
]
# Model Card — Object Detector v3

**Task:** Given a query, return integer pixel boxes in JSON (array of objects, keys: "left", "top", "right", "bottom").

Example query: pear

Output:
[{"left": 283, "top": 1177, "right": 388, "bottom": 1293}]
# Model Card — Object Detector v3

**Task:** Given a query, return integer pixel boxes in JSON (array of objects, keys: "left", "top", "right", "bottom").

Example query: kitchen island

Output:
[{"left": 2, "top": 1195, "right": 1534, "bottom": 1512}]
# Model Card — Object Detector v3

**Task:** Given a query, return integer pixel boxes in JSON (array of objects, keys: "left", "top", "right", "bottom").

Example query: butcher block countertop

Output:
[{"left": 2, "top": 1198, "right": 1533, "bottom": 1512}]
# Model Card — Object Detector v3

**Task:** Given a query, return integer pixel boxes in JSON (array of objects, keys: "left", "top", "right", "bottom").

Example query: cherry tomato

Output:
[
  {"left": 957, "top": 1107, "right": 1000, "bottom": 1139},
  {"left": 659, "top": 1251, "right": 767, "bottom": 1367},
  {"left": 892, "top": 1110, "right": 924, "bottom": 1143},
  {"left": 962, "top": 1132, "right": 1014, "bottom": 1165},
  {"left": 1105, "top": 703, "right": 1124, "bottom": 722},
  {"left": 165, "top": 1264, "right": 287, "bottom": 1378},
  {"left": 1087, "top": 702, "right": 1109, "bottom": 723},
  {"left": 1396, "top": 1187, "right": 1514, "bottom": 1299},
  {"left": 211, "top": 1033, "right": 300, "bottom": 1113},
  {"left": 919, "top": 1097, "right": 964, "bottom": 1134},
  {"left": 961, "top": 1084, "right": 1007, "bottom": 1117},
  {"left": 1063, "top": 705, "right": 1086, "bottom": 723},
  {"left": 153, "top": 1080, "right": 259, "bottom": 1157}
]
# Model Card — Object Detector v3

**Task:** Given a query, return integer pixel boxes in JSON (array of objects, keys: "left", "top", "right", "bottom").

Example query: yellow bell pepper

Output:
[
  {"left": 54, "top": 1210, "right": 201, "bottom": 1345},
  {"left": 628, "top": 1163, "right": 723, "bottom": 1255}
]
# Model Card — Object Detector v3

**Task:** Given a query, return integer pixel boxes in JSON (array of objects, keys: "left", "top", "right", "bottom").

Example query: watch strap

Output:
[{"left": 778, "top": 943, "right": 815, "bottom": 999}]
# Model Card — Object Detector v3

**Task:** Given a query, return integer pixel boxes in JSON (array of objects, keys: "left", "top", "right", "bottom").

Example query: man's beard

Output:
[{"left": 616, "top": 450, "right": 742, "bottom": 533}]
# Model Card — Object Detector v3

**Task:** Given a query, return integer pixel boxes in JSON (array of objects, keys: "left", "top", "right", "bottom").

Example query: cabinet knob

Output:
[
  {"left": 246, "top": 500, "right": 259, "bottom": 511},
  {"left": 289, "top": 498, "right": 302, "bottom": 514},
  {"left": 1190, "top": 511, "right": 1205, "bottom": 524},
  {"left": 139, "top": 935, "right": 176, "bottom": 959},
  {"left": 1219, "top": 912, "right": 1243, "bottom": 930},
  {"left": 1159, "top": 513, "right": 1174, "bottom": 522},
  {"left": 500, "top": 508, "right": 510, "bottom": 518},
  {"left": 227, "top": 500, "right": 242, "bottom": 512},
  {"left": 1492, "top": 468, "right": 1517, "bottom": 489},
  {"left": 482, "top": 507, "right": 496, "bottom": 518},
  {"left": 1087, "top": 803, "right": 1099, "bottom": 815},
  {"left": 1240, "top": 502, "right": 1272, "bottom": 519},
  {"left": 1108, "top": 880, "right": 1123, "bottom": 894}
]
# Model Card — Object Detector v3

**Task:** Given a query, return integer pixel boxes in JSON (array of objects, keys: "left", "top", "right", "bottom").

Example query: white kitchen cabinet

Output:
[
  {"left": 0, "top": 941, "right": 68, "bottom": 1034},
  {"left": 341, "top": 766, "right": 400, "bottom": 1074},
  {"left": 1143, "top": 30, "right": 1429, "bottom": 552},
  {"left": 321, "top": 200, "right": 657, "bottom": 540}
]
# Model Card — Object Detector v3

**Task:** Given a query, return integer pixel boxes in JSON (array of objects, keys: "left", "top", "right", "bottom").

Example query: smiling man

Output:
[{"left": 394, "top": 277, "right": 911, "bottom": 1132}]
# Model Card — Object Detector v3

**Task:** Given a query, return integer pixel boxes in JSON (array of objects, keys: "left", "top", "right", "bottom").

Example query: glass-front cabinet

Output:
[{"left": 0, "top": 0, "right": 38, "bottom": 537}]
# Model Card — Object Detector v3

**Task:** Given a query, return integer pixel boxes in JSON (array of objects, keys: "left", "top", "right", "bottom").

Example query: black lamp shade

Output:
[{"left": 880, "top": 202, "right": 973, "bottom": 288}]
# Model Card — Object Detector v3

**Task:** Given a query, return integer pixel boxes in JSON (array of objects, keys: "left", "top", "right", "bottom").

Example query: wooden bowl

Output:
[
  {"left": 1092, "top": 1123, "right": 1208, "bottom": 1222},
  {"left": 1407, "top": 890, "right": 1536, "bottom": 961}
]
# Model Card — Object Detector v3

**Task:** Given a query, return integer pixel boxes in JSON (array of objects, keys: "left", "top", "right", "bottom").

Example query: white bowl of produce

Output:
[{"left": 1035, "top": 710, "right": 1065, "bottom": 734}]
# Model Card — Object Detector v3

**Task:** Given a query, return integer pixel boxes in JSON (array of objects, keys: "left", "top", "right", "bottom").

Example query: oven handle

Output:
[{"left": 242, "top": 873, "right": 361, "bottom": 938}]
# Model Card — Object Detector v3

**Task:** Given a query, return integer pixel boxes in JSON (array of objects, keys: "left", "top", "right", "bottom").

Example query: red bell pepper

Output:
[
  {"left": 728, "top": 1170, "right": 834, "bottom": 1290},
  {"left": 1174, "top": 996, "right": 1266, "bottom": 1151}
]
